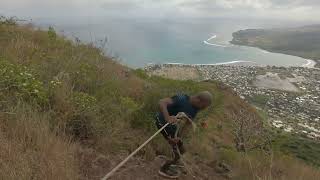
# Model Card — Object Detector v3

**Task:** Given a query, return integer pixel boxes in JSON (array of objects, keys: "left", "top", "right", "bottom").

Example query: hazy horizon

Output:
[
  {"left": 2, "top": 0, "right": 320, "bottom": 24},
  {"left": 1, "top": 0, "right": 316, "bottom": 67}
]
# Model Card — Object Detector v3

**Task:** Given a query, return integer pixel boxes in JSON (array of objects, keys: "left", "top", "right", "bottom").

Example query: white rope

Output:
[
  {"left": 101, "top": 112, "right": 193, "bottom": 180},
  {"left": 176, "top": 146, "right": 196, "bottom": 179},
  {"left": 174, "top": 113, "right": 196, "bottom": 179},
  {"left": 101, "top": 122, "right": 170, "bottom": 180}
]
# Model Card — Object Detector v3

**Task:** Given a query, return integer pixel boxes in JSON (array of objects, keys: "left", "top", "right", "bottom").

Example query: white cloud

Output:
[
  {"left": 1, "top": 0, "right": 320, "bottom": 22},
  {"left": 214, "top": 0, "right": 271, "bottom": 9}
]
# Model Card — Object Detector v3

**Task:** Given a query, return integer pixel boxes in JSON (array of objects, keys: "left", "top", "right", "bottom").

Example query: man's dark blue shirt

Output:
[{"left": 155, "top": 94, "right": 199, "bottom": 138}]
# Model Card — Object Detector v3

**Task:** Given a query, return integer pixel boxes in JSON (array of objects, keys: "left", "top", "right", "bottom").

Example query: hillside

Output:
[
  {"left": 230, "top": 25, "right": 320, "bottom": 67},
  {"left": 0, "top": 17, "right": 319, "bottom": 180}
]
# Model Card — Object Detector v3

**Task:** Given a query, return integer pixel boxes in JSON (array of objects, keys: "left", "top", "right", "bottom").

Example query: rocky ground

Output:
[{"left": 79, "top": 148, "right": 226, "bottom": 180}]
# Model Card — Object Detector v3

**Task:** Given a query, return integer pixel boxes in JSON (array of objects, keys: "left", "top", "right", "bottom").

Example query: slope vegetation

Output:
[{"left": 0, "top": 18, "right": 319, "bottom": 179}]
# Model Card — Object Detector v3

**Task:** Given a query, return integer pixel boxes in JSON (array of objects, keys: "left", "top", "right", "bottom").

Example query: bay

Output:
[{"left": 35, "top": 17, "right": 308, "bottom": 68}]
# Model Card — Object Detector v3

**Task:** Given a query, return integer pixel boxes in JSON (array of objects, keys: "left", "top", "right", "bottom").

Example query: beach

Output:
[{"left": 202, "top": 34, "right": 316, "bottom": 68}]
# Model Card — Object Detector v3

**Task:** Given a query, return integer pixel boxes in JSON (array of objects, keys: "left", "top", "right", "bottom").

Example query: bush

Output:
[
  {"left": 134, "top": 68, "right": 149, "bottom": 79},
  {"left": 66, "top": 92, "right": 99, "bottom": 139},
  {"left": 48, "top": 26, "right": 57, "bottom": 40},
  {"left": 249, "top": 94, "right": 269, "bottom": 107},
  {"left": 72, "top": 92, "right": 98, "bottom": 113},
  {"left": 0, "top": 59, "right": 48, "bottom": 105}
]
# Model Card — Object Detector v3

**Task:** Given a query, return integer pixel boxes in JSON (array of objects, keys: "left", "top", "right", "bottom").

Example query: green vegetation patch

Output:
[
  {"left": 272, "top": 134, "right": 320, "bottom": 167},
  {"left": 248, "top": 94, "right": 269, "bottom": 107},
  {"left": 0, "top": 59, "right": 48, "bottom": 104}
]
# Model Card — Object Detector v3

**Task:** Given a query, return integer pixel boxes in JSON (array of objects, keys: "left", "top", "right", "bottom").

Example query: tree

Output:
[{"left": 230, "top": 108, "right": 271, "bottom": 152}]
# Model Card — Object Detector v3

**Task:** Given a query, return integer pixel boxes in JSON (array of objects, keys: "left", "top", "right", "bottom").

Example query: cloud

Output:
[
  {"left": 101, "top": 0, "right": 141, "bottom": 9},
  {"left": 1, "top": 0, "right": 320, "bottom": 22}
]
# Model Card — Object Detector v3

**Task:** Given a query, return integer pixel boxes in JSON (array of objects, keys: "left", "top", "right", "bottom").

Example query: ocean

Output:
[{"left": 34, "top": 17, "right": 308, "bottom": 68}]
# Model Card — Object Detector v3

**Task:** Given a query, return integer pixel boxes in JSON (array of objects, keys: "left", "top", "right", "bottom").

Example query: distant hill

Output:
[{"left": 231, "top": 25, "right": 320, "bottom": 67}]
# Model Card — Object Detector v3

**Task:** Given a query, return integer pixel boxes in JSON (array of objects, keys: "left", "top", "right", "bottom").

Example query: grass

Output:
[
  {"left": 0, "top": 18, "right": 319, "bottom": 179},
  {"left": 249, "top": 94, "right": 270, "bottom": 108},
  {"left": 0, "top": 102, "right": 78, "bottom": 180},
  {"left": 272, "top": 133, "right": 320, "bottom": 167}
]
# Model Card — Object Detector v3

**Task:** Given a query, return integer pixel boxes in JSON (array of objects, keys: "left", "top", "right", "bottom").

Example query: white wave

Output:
[
  {"left": 166, "top": 60, "right": 256, "bottom": 66},
  {"left": 207, "top": 35, "right": 217, "bottom": 41},
  {"left": 203, "top": 40, "right": 228, "bottom": 47},
  {"left": 203, "top": 34, "right": 228, "bottom": 48},
  {"left": 212, "top": 60, "right": 255, "bottom": 65},
  {"left": 301, "top": 59, "right": 316, "bottom": 68}
]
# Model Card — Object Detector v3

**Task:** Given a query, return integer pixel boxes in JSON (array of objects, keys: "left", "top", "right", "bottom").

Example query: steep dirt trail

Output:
[{"left": 79, "top": 148, "right": 226, "bottom": 180}]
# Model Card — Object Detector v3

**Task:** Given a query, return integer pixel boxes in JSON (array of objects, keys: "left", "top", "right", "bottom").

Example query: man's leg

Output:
[
  {"left": 172, "top": 140, "right": 185, "bottom": 165},
  {"left": 155, "top": 119, "right": 183, "bottom": 177},
  {"left": 161, "top": 140, "right": 185, "bottom": 170}
]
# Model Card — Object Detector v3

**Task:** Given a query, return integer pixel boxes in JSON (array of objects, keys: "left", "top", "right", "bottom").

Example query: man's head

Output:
[{"left": 191, "top": 91, "right": 213, "bottom": 110}]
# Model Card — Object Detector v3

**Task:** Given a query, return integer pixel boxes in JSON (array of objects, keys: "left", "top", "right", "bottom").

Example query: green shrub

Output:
[
  {"left": 72, "top": 62, "right": 99, "bottom": 92},
  {"left": 134, "top": 68, "right": 149, "bottom": 79},
  {"left": 119, "top": 96, "right": 140, "bottom": 113},
  {"left": 249, "top": 94, "right": 269, "bottom": 107},
  {"left": 272, "top": 134, "right": 320, "bottom": 167},
  {"left": 72, "top": 92, "right": 98, "bottom": 113},
  {"left": 48, "top": 26, "right": 57, "bottom": 40},
  {"left": 66, "top": 92, "right": 99, "bottom": 139},
  {"left": 0, "top": 59, "right": 48, "bottom": 105}
]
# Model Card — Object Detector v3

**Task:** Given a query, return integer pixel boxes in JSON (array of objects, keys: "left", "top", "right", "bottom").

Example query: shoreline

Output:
[
  {"left": 153, "top": 58, "right": 317, "bottom": 68},
  {"left": 254, "top": 48, "right": 317, "bottom": 68},
  {"left": 164, "top": 60, "right": 258, "bottom": 66},
  {"left": 230, "top": 39, "right": 319, "bottom": 68},
  {"left": 203, "top": 35, "right": 316, "bottom": 68},
  {"left": 302, "top": 59, "right": 317, "bottom": 68}
]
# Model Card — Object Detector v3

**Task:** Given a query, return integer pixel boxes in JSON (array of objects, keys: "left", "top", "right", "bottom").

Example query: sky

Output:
[{"left": 1, "top": 0, "right": 320, "bottom": 23}]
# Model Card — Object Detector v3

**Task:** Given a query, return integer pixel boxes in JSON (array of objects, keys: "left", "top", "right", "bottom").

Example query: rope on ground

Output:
[
  {"left": 101, "top": 122, "right": 170, "bottom": 180},
  {"left": 174, "top": 113, "right": 197, "bottom": 179},
  {"left": 101, "top": 112, "right": 195, "bottom": 180}
]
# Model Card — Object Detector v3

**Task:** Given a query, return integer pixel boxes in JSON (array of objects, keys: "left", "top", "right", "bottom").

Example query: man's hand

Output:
[
  {"left": 168, "top": 137, "right": 181, "bottom": 145},
  {"left": 166, "top": 116, "right": 178, "bottom": 124},
  {"left": 159, "top": 97, "right": 175, "bottom": 124}
]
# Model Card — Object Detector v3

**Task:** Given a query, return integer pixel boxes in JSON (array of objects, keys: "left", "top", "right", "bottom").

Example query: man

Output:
[{"left": 155, "top": 91, "right": 213, "bottom": 178}]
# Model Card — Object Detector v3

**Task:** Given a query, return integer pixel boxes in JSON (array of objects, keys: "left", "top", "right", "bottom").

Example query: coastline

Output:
[
  {"left": 159, "top": 58, "right": 316, "bottom": 68},
  {"left": 203, "top": 34, "right": 316, "bottom": 68},
  {"left": 164, "top": 60, "right": 260, "bottom": 66},
  {"left": 230, "top": 31, "right": 319, "bottom": 68},
  {"left": 253, "top": 48, "right": 317, "bottom": 68},
  {"left": 302, "top": 59, "right": 317, "bottom": 68}
]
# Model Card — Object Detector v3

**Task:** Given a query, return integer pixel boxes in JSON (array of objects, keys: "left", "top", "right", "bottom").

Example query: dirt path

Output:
[{"left": 79, "top": 148, "right": 226, "bottom": 180}]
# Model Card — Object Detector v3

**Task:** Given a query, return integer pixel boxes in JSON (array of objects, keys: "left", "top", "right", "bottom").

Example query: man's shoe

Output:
[
  {"left": 158, "top": 165, "right": 180, "bottom": 179},
  {"left": 170, "top": 160, "right": 185, "bottom": 168}
]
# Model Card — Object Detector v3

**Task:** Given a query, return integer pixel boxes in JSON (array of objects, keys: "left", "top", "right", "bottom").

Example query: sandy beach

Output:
[{"left": 302, "top": 59, "right": 317, "bottom": 68}]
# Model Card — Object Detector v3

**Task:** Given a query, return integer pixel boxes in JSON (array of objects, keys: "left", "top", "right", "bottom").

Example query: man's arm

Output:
[{"left": 159, "top": 97, "right": 177, "bottom": 124}]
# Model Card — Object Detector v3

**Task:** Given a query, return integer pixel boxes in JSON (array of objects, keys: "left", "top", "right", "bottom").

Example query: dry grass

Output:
[
  {"left": 0, "top": 103, "right": 79, "bottom": 180},
  {"left": 232, "top": 152, "right": 320, "bottom": 180}
]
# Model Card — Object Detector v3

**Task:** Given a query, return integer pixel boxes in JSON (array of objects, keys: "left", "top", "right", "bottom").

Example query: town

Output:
[{"left": 145, "top": 63, "right": 320, "bottom": 140}]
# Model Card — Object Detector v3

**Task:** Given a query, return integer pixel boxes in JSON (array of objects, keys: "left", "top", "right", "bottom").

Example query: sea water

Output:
[{"left": 35, "top": 17, "right": 308, "bottom": 68}]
